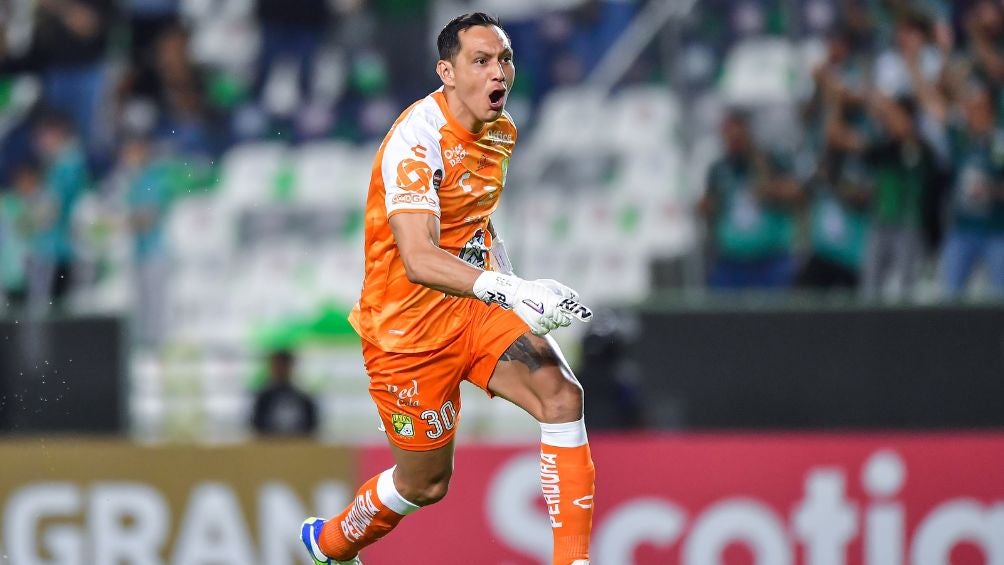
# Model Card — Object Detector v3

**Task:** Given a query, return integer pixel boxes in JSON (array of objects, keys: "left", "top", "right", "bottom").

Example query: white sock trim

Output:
[
  {"left": 540, "top": 417, "right": 588, "bottom": 448},
  {"left": 376, "top": 466, "right": 420, "bottom": 516}
]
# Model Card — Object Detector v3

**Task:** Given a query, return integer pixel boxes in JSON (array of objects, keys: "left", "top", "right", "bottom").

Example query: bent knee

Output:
[
  {"left": 538, "top": 380, "right": 583, "bottom": 424},
  {"left": 396, "top": 472, "right": 452, "bottom": 507}
]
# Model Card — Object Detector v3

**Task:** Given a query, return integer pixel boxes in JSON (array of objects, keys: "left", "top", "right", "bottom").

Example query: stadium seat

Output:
[
  {"left": 292, "top": 141, "right": 373, "bottom": 212},
  {"left": 603, "top": 86, "right": 680, "bottom": 151},
  {"left": 685, "top": 133, "right": 722, "bottom": 196},
  {"left": 217, "top": 142, "right": 288, "bottom": 209},
  {"left": 327, "top": 394, "right": 385, "bottom": 442},
  {"left": 293, "top": 141, "right": 355, "bottom": 205},
  {"left": 182, "top": 0, "right": 257, "bottom": 68},
  {"left": 529, "top": 86, "right": 610, "bottom": 157},
  {"left": 315, "top": 243, "right": 365, "bottom": 307},
  {"left": 583, "top": 245, "right": 651, "bottom": 304},
  {"left": 514, "top": 185, "right": 577, "bottom": 280},
  {"left": 615, "top": 143, "right": 683, "bottom": 200},
  {"left": 166, "top": 195, "right": 234, "bottom": 261},
  {"left": 720, "top": 38, "right": 800, "bottom": 106}
]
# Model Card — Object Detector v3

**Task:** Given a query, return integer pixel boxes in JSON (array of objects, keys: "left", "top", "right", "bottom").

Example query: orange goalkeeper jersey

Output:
[{"left": 348, "top": 89, "right": 518, "bottom": 353}]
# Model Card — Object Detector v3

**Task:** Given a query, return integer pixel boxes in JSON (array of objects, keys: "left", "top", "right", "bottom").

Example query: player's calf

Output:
[
  {"left": 540, "top": 417, "right": 595, "bottom": 565},
  {"left": 310, "top": 466, "right": 420, "bottom": 562},
  {"left": 394, "top": 471, "right": 451, "bottom": 506},
  {"left": 386, "top": 441, "right": 456, "bottom": 506},
  {"left": 537, "top": 379, "right": 584, "bottom": 424}
]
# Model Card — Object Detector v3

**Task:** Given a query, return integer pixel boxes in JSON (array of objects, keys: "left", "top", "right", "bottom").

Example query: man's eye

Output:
[
  {"left": 503, "top": 56, "right": 513, "bottom": 63},
  {"left": 476, "top": 58, "right": 486, "bottom": 64}
]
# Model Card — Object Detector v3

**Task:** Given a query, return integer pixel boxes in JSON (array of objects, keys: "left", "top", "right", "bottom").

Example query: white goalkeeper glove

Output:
[
  {"left": 536, "top": 279, "right": 578, "bottom": 300},
  {"left": 473, "top": 272, "right": 576, "bottom": 336},
  {"left": 534, "top": 278, "right": 594, "bottom": 322}
]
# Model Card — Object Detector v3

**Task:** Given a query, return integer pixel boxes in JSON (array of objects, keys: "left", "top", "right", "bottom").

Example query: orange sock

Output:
[
  {"left": 540, "top": 418, "right": 595, "bottom": 565},
  {"left": 318, "top": 466, "right": 419, "bottom": 561}
]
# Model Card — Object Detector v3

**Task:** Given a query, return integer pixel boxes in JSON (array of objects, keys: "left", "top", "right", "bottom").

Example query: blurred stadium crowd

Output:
[{"left": 0, "top": 0, "right": 1002, "bottom": 349}]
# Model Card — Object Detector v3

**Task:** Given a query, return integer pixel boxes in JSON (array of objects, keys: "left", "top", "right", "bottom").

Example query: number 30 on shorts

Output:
[{"left": 420, "top": 401, "right": 458, "bottom": 439}]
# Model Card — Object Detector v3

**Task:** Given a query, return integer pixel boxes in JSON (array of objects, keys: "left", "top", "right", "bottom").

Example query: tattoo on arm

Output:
[{"left": 499, "top": 335, "right": 560, "bottom": 373}]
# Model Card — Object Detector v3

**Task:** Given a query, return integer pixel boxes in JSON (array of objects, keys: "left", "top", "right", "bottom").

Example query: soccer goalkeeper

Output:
[{"left": 300, "top": 12, "right": 594, "bottom": 565}]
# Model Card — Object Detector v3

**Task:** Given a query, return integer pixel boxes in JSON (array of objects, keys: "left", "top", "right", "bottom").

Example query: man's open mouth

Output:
[{"left": 489, "top": 88, "right": 506, "bottom": 110}]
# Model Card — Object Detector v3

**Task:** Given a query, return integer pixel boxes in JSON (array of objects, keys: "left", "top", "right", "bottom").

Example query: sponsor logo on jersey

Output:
[
  {"left": 459, "top": 171, "right": 472, "bottom": 193},
  {"left": 476, "top": 154, "right": 492, "bottom": 171},
  {"left": 432, "top": 169, "right": 443, "bottom": 191},
  {"left": 386, "top": 379, "right": 420, "bottom": 407},
  {"left": 392, "top": 414, "right": 415, "bottom": 437},
  {"left": 392, "top": 193, "right": 436, "bottom": 206},
  {"left": 444, "top": 144, "right": 467, "bottom": 167},
  {"left": 396, "top": 158, "right": 433, "bottom": 193},
  {"left": 487, "top": 130, "right": 514, "bottom": 145},
  {"left": 458, "top": 228, "right": 488, "bottom": 269},
  {"left": 476, "top": 191, "right": 501, "bottom": 205}
]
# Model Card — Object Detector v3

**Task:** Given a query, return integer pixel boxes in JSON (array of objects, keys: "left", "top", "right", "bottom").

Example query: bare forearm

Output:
[{"left": 402, "top": 246, "right": 483, "bottom": 298}]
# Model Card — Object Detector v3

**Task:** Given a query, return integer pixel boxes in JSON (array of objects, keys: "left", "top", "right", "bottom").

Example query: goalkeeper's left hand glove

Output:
[
  {"left": 473, "top": 272, "right": 576, "bottom": 335},
  {"left": 535, "top": 279, "right": 593, "bottom": 322}
]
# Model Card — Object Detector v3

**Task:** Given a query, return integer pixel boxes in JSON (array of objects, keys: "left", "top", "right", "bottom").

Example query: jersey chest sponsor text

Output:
[{"left": 437, "top": 146, "right": 510, "bottom": 218}]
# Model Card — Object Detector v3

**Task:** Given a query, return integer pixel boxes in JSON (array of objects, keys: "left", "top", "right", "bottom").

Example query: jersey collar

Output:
[{"left": 433, "top": 89, "right": 485, "bottom": 144}]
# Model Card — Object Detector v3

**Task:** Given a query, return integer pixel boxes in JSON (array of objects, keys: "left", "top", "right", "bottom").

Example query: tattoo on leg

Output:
[{"left": 500, "top": 335, "right": 560, "bottom": 372}]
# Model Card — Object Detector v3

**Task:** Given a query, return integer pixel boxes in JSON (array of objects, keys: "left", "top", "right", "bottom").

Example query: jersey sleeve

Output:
[{"left": 381, "top": 115, "right": 446, "bottom": 217}]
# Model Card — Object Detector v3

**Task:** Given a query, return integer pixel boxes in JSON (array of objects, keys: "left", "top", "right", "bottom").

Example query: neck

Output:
[{"left": 443, "top": 87, "right": 484, "bottom": 134}]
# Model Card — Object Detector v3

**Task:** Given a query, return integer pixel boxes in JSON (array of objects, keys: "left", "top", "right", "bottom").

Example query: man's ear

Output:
[{"left": 437, "top": 59, "right": 455, "bottom": 87}]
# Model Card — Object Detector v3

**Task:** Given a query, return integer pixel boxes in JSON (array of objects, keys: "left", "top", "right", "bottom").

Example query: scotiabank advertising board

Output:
[
  {"left": 0, "top": 435, "right": 1002, "bottom": 564},
  {"left": 361, "top": 434, "right": 1004, "bottom": 565}
]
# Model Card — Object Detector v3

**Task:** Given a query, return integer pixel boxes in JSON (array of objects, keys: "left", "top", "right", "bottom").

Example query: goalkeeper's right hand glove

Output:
[
  {"left": 534, "top": 278, "right": 593, "bottom": 322},
  {"left": 473, "top": 271, "right": 574, "bottom": 336}
]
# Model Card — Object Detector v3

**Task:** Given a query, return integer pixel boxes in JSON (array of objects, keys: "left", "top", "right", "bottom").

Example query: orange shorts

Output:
[{"left": 362, "top": 301, "right": 529, "bottom": 451}]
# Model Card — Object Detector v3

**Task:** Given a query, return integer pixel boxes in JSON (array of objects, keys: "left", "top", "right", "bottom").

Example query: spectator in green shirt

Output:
[
  {"left": 114, "top": 134, "right": 172, "bottom": 345},
  {"left": 0, "top": 161, "right": 46, "bottom": 308},
  {"left": 30, "top": 112, "right": 90, "bottom": 312},
  {"left": 700, "top": 110, "right": 803, "bottom": 289},
  {"left": 858, "top": 95, "right": 939, "bottom": 299},
  {"left": 934, "top": 82, "right": 1004, "bottom": 296},
  {"left": 798, "top": 29, "right": 874, "bottom": 290},
  {"left": 799, "top": 152, "right": 872, "bottom": 290},
  {"left": 3, "top": 157, "right": 62, "bottom": 314}
]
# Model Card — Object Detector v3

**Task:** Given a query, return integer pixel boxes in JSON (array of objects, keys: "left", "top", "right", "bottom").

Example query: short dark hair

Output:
[
  {"left": 33, "top": 108, "right": 75, "bottom": 134},
  {"left": 723, "top": 107, "right": 752, "bottom": 128},
  {"left": 896, "top": 10, "right": 932, "bottom": 38},
  {"left": 13, "top": 157, "right": 41, "bottom": 177},
  {"left": 7, "top": 157, "right": 41, "bottom": 185},
  {"left": 437, "top": 12, "right": 509, "bottom": 62},
  {"left": 893, "top": 95, "right": 919, "bottom": 120},
  {"left": 269, "top": 349, "right": 295, "bottom": 366},
  {"left": 827, "top": 24, "right": 857, "bottom": 48}
]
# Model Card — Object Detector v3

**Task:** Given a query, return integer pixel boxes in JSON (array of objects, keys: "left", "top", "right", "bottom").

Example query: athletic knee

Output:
[
  {"left": 538, "top": 379, "right": 583, "bottom": 424},
  {"left": 395, "top": 469, "right": 452, "bottom": 506}
]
